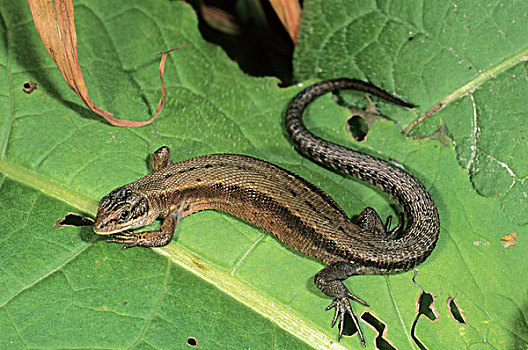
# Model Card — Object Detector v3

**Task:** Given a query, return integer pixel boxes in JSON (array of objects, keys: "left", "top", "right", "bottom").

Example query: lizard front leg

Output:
[
  {"left": 315, "top": 262, "right": 368, "bottom": 344},
  {"left": 106, "top": 212, "right": 180, "bottom": 249}
]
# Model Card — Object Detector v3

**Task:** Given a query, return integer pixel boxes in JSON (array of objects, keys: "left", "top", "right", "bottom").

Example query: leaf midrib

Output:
[
  {"left": 404, "top": 46, "right": 528, "bottom": 133},
  {"left": 0, "top": 159, "right": 97, "bottom": 214},
  {"left": 0, "top": 159, "right": 349, "bottom": 350}
]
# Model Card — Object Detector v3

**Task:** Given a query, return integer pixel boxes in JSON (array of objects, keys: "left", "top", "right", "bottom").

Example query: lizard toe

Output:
[{"left": 326, "top": 297, "right": 365, "bottom": 345}]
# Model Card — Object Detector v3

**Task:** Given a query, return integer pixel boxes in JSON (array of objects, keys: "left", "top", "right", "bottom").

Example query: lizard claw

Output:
[
  {"left": 326, "top": 293, "right": 368, "bottom": 345},
  {"left": 106, "top": 232, "right": 139, "bottom": 249}
]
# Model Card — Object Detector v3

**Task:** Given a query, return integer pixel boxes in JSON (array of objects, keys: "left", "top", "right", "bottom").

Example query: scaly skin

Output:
[
  {"left": 93, "top": 79, "right": 440, "bottom": 345},
  {"left": 285, "top": 78, "right": 439, "bottom": 344}
]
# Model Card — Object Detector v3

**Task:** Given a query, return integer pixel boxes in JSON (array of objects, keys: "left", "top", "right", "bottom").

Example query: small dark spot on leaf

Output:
[
  {"left": 408, "top": 36, "right": 414, "bottom": 41},
  {"left": 123, "top": 301, "right": 128, "bottom": 306},
  {"left": 186, "top": 337, "right": 197, "bottom": 347},
  {"left": 191, "top": 259, "right": 208, "bottom": 270}
]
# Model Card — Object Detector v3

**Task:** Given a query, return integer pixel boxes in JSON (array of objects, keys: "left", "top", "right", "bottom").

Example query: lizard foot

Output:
[
  {"left": 314, "top": 262, "right": 369, "bottom": 343},
  {"left": 106, "top": 232, "right": 140, "bottom": 249},
  {"left": 106, "top": 230, "right": 172, "bottom": 249},
  {"left": 358, "top": 207, "right": 403, "bottom": 238},
  {"left": 326, "top": 292, "right": 368, "bottom": 344}
]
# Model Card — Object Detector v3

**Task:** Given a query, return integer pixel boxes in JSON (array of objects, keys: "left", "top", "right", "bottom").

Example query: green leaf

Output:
[
  {"left": 295, "top": 0, "right": 528, "bottom": 225},
  {"left": 1, "top": 1, "right": 527, "bottom": 350}
]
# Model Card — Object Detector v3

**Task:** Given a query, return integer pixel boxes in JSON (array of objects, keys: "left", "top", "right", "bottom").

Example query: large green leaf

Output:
[
  {"left": 1, "top": 1, "right": 526, "bottom": 349},
  {"left": 295, "top": 0, "right": 528, "bottom": 226}
]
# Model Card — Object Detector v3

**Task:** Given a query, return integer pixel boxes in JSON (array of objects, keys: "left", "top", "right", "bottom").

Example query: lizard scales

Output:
[{"left": 94, "top": 78, "right": 440, "bottom": 344}]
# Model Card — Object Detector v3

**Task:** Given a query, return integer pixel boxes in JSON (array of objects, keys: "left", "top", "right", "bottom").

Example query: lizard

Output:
[{"left": 93, "top": 78, "right": 440, "bottom": 345}]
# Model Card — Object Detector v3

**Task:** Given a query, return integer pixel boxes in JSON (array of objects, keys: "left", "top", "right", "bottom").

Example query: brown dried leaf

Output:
[
  {"left": 501, "top": 232, "right": 518, "bottom": 249},
  {"left": 268, "top": 0, "right": 301, "bottom": 44},
  {"left": 200, "top": 3, "right": 241, "bottom": 36},
  {"left": 27, "top": 0, "right": 181, "bottom": 126}
]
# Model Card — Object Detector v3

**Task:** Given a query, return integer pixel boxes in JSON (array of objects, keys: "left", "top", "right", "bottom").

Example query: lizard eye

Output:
[{"left": 120, "top": 210, "right": 131, "bottom": 221}]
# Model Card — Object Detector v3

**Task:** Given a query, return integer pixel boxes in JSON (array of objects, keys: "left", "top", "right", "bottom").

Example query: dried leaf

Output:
[
  {"left": 501, "top": 232, "right": 518, "bottom": 249},
  {"left": 268, "top": 0, "right": 301, "bottom": 44},
  {"left": 27, "top": 0, "right": 181, "bottom": 126},
  {"left": 200, "top": 3, "right": 241, "bottom": 36},
  {"left": 500, "top": 232, "right": 518, "bottom": 242}
]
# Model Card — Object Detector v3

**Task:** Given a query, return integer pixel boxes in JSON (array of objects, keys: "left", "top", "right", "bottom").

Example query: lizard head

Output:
[{"left": 93, "top": 187, "right": 153, "bottom": 234}]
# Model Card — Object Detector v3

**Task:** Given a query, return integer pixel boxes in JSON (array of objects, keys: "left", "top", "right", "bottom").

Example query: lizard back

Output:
[{"left": 124, "top": 154, "right": 383, "bottom": 265}]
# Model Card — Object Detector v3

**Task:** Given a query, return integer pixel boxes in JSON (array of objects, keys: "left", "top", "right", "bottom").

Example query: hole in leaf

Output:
[
  {"left": 446, "top": 296, "right": 467, "bottom": 324},
  {"left": 23, "top": 81, "right": 37, "bottom": 94},
  {"left": 186, "top": 337, "right": 197, "bottom": 347},
  {"left": 341, "top": 312, "right": 358, "bottom": 337},
  {"left": 347, "top": 114, "right": 369, "bottom": 141},
  {"left": 411, "top": 291, "right": 438, "bottom": 350},
  {"left": 417, "top": 291, "right": 437, "bottom": 321},
  {"left": 54, "top": 213, "right": 94, "bottom": 228},
  {"left": 361, "top": 311, "right": 396, "bottom": 350}
]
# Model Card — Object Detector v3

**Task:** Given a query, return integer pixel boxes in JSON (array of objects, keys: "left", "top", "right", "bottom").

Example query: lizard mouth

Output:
[
  {"left": 92, "top": 220, "right": 119, "bottom": 235},
  {"left": 92, "top": 217, "right": 149, "bottom": 235},
  {"left": 92, "top": 218, "right": 129, "bottom": 235}
]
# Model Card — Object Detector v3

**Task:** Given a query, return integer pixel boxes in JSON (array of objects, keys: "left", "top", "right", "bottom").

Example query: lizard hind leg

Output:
[
  {"left": 357, "top": 207, "right": 403, "bottom": 238},
  {"left": 315, "top": 262, "right": 368, "bottom": 344},
  {"left": 151, "top": 146, "right": 172, "bottom": 171}
]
